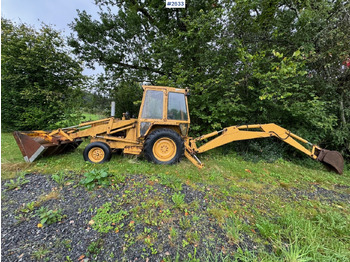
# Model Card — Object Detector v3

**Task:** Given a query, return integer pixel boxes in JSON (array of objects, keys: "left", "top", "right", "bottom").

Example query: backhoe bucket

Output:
[
  {"left": 317, "top": 149, "right": 344, "bottom": 174},
  {"left": 13, "top": 131, "right": 82, "bottom": 163}
]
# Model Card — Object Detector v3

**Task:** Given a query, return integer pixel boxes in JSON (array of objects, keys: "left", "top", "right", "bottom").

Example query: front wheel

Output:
[
  {"left": 144, "top": 129, "right": 184, "bottom": 165},
  {"left": 83, "top": 142, "right": 112, "bottom": 164}
]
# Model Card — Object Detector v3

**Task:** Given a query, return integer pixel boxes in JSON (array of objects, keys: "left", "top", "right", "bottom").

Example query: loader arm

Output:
[
  {"left": 13, "top": 117, "right": 140, "bottom": 163},
  {"left": 184, "top": 124, "right": 344, "bottom": 174}
]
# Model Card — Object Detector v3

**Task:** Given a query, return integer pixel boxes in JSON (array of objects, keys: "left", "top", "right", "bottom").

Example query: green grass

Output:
[
  {"left": 81, "top": 112, "right": 107, "bottom": 122},
  {"left": 2, "top": 131, "right": 350, "bottom": 260}
]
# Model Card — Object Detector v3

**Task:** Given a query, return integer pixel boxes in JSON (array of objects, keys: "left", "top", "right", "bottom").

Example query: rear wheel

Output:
[
  {"left": 144, "top": 129, "right": 184, "bottom": 165},
  {"left": 83, "top": 142, "right": 111, "bottom": 164}
]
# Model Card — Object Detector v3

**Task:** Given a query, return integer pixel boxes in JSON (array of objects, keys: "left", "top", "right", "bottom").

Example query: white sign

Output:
[{"left": 166, "top": 0, "right": 186, "bottom": 8}]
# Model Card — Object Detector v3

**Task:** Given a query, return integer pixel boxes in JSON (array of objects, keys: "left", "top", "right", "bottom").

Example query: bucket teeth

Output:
[{"left": 317, "top": 149, "right": 344, "bottom": 175}]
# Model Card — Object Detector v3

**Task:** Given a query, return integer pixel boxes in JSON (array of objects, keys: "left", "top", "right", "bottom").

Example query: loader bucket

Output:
[
  {"left": 317, "top": 149, "right": 344, "bottom": 175},
  {"left": 13, "top": 131, "right": 82, "bottom": 163}
]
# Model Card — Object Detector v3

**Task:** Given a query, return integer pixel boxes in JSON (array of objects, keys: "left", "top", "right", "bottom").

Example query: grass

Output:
[
  {"left": 2, "top": 130, "right": 350, "bottom": 260},
  {"left": 81, "top": 112, "right": 107, "bottom": 122}
]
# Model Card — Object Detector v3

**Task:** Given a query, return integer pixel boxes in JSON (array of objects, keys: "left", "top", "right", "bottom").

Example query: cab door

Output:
[{"left": 138, "top": 87, "right": 166, "bottom": 137}]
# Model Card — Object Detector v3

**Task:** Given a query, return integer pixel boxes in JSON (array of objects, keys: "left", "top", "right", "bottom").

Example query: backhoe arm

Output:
[{"left": 184, "top": 124, "right": 344, "bottom": 174}]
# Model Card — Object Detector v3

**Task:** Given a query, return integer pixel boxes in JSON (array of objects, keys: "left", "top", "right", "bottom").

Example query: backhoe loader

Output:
[{"left": 13, "top": 85, "right": 344, "bottom": 174}]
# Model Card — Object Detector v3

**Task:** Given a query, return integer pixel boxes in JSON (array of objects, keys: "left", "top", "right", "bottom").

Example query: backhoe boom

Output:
[{"left": 185, "top": 124, "right": 344, "bottom": 174}]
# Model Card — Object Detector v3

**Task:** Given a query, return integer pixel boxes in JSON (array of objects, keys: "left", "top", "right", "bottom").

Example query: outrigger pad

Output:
[{"left": 317, "top": 149, "right": 344, "bottom": 175}]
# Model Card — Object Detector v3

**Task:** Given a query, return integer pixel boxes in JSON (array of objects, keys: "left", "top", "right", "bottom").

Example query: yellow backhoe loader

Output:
[{"left": 13, "top": 85, "right": 344, "bottom": 174}]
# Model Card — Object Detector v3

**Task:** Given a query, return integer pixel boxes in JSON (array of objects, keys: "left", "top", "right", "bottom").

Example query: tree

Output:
[
  {"left": 1, "top": 18, "right": 86, "bottom": 131},
  {"left": 69, "top": 0, "right": 350, "bottom": 157}
]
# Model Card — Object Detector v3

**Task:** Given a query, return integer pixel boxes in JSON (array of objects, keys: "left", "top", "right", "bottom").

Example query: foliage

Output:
[
  {"left": 93, "top": 77, "right": 143, "bottom": 118},
  {"left": 86, "top": 239, "right": 104, "bottom": 259},
  {"left": 69, "top": 0, "right": 350, "bottom": 158},
  {"left": 172, "top": 192, "right": 185, "bottom": 208},
  {"left": 80, "top": 169, "right": 111, "bottom": 190},
  {"left": 36, "top": 207, "right": 66, "bottom": 225},
  {"left": 51, "top": 171, "right": 66, "bottom": 186},
  {"left": 4, "top": 175, "right": 29, "bottom": 190},
  {"left": 91, "top": 202, "right": 128, "bottom": 233},
  {"left": 1, "top": 18, "right": 86, "bottom": 131},
  {"left": 224, "top": 214, "right": 242, "bottom": 244}
]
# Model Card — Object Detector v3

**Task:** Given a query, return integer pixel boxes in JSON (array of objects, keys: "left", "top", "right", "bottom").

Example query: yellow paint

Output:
[
  {"left": 88, "top": 147, "right": 105, "bottom": 163},
  {"left": 152, "top": 137, "right": 177, "bottom": 162}
]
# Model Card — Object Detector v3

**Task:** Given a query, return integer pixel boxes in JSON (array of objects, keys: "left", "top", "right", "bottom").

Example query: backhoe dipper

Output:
[{"left": 13, "top": 85, "right": 344, "bottom": 174}]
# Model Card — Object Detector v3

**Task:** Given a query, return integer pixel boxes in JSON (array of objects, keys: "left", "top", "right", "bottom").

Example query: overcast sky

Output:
[{"left": 1, "top": 0, "right": 103, "bottom": 75}]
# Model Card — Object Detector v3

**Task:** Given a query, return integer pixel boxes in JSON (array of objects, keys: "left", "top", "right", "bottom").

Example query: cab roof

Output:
[{"left": 142, "top": 85, "right": 187, "bottom": 94}]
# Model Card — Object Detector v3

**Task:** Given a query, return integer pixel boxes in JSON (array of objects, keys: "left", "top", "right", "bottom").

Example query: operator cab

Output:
[{"left": 139, "top": 86, "right": 190, "bottom": 137}]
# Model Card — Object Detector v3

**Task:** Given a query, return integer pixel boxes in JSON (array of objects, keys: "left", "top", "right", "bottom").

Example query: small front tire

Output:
[{"left": 83, "top": 142, "right": 111, "bottom": 164}]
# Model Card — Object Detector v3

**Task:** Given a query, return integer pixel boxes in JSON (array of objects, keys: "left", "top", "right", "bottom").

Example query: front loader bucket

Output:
[
  {"left": 317, "top": 149, "right": 344, "bottom": 175},
  {"left": 13, "top": 131, "right": 82, "bottom": 163}
]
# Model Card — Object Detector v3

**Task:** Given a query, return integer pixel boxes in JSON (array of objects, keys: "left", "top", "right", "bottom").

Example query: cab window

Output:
[
  {"left": 141, "top": 90, "right": 164, "bottom": 119},
  {"left": 167, "top": 92, "right": 188, "bottom": 121}
]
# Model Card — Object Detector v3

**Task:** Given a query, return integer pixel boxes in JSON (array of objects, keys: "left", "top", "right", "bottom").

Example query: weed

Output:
[
  {"left": 233, "top": 247, "right": 261, "bottom": 262},
  {"left": 182, "top": 239, "right": 190, "bottom": 248},
  {"left": 277, "top": 236, "right": 312, "bottom": 262},
  {"left": 65, "top": 256, "right": 73, "bottom": 262},
  {"left": 111, "top": 173, "right": 126, "bottom": 186},
  {"left": 124, "top": 233, "right": 135, "bottom": 250},
  {"left": 187, "top": 247, "right": 200, "bottom": 262},
  {"left": 55, "top": 239, "right": 72, "bottom": 250},
  {"left": 151, "top": 247, "right": 158, "bottom": 255},
  {"left": 158, "top": 173, "right": 183, "bottom": 191},
  {"left": 86, "top": 239, "right": 103, "bottom": 259},
  {"left": 92, "top": 202, "right": 128, "bottom": 233},
  {"left": 36, "top": 207, "right": 66, "bottom": 225},
  {"left": 186, "top": 230, "right": 200, "bottom": 245},
  {"left": 224, "top": 214, "right": 241, "bottom": 244},
  {"left": 170, "top": 227, "right": 178, "bottom": 241},
  {"left": 314, "top": 210, "right": 350, "bottom": 238},
  {"left": 208, "top": 208, "right": 227, "bottom": 224},
  {"left": 4, "top": 175, "right": 29, "bottom": 190},
  {"left": 19, "top": 201, "right": 37, "bottom": 213},
  {"left": 172, "top": 192, "right": 185, "bottom": 208},
  {"left": 163, "top": 208, "right": 172, "bottom": 217},
  {"left": 15, "top": 201, "right": 39, "bottom": 223},
  {"left": 32, "top": 246, "right": 50, "bottom": 260},
  {"left": 192, "top": 214, "right": 200, "bottom": 222},
  {"left": 144, "top": 235, "right": 153, "bottom": 247},
  {"left": 179, "top": 216, "right": 191, "bottom": 230},
  {"left": 202, "top": 245, "right": 233, "bottom": 261},
  {"left": 80, "top": 169, "right": 111, "bottom": 190},
  {"left": 51, "top": 171, "right": 66, "bottom": 186},
  {"left": 144, "top": 227, "right": 151, "bottom": 234},
  {"left": 15, "top": 213, "right": 30, "bottom": 224},
  {"left": 256, "top": 217, "right": 279, "bottom": 240}
]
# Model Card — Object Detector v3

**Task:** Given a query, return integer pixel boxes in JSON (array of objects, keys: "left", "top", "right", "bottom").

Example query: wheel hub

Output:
[
  {"left": 152, "top": 137, "right": 177, "bottom": 162},
  {"left": 88, "top": 147, "right": 105, "bottom": 163}
]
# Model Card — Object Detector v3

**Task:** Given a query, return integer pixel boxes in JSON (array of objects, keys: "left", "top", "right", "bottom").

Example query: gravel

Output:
[{"left": 2, "top": 173, "right": 349, "bottom": 261}]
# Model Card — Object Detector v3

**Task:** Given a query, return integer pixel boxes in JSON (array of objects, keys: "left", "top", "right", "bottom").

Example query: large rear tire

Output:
[
  {"left": 83, "top": 142, "right": 112, "bottom": 164},
  {"left": 144, "top": 129, "right": 184, "bottom": 165}
]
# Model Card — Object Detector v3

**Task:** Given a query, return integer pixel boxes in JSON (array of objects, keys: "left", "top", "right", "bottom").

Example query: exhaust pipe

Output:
[{"left": 111, "top": 101, "right": 115, "bottom": 117}]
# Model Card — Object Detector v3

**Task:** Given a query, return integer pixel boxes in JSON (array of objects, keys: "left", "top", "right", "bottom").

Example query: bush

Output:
[{"left": 1, "top": 18, "right": 86, "bottom": 131}]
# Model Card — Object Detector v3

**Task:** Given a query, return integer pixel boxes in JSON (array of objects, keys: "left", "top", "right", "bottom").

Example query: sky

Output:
[{"left": 1, "top": 0, "right": 103, "bottom": 75}]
